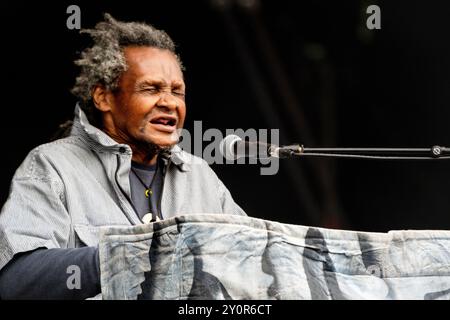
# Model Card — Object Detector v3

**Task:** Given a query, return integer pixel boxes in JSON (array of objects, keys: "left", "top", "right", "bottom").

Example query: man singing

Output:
[{"left": 0, "top": 14, "right": 246, "bottom": 299}]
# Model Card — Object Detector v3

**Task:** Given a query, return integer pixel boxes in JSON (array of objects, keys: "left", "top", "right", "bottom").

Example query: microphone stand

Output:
[{"left": 273, "top": 145, "right": 450, "bottom": 160}]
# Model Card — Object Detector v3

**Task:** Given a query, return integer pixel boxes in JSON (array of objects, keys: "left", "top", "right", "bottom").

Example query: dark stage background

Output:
[{"left": 1, "top": 0, "right": 450, "bottom": 232}]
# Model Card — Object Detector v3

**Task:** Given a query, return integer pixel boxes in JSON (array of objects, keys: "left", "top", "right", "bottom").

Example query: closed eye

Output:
[
  {"left": 172, "top": 90, "right": 185, "bottom": 97},
  {"left": 142, "top": 87, "right": 159, "bottom": 94}
]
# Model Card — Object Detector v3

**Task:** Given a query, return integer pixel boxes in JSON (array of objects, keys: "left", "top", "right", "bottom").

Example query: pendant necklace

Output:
[
  {"left": 131, "top": 166, "right": 157, "bottom": 199},
  {"left": 131, "top": 165, "right": 159, "bottom": 223}
]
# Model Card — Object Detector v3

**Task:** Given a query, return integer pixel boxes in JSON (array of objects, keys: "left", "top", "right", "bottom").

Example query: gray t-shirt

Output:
[{"left": 129, "top": 159, "right": 164, "bottom": 222}]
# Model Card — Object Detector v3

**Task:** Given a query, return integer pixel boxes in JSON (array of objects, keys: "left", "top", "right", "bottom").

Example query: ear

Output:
[{"left": 92, "top": 85, "right": 115, "bottom": 112}]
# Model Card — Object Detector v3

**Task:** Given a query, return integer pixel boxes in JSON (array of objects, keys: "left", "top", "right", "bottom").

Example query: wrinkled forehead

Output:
[{"left": 123, "top": 46, "right": 184, "bottom": 84}]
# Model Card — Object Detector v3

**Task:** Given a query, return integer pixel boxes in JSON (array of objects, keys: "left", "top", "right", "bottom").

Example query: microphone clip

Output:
[{"left": 270, "top": 144, "right": 303, "bottom": 158}]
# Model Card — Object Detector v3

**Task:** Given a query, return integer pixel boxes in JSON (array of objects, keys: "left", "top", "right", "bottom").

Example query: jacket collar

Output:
[{"left": 70, "top": 103, "right": 191, "bottom": 171}]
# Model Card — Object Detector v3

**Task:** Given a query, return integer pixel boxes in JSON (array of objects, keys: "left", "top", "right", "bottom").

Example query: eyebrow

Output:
[{"left": 136, "top": 79, "right": 185, "bottom": 89}]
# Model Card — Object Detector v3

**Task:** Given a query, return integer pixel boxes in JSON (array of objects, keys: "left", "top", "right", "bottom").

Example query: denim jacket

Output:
[{"left": 0, "top": 104, "right": 246, "bottom": 271}]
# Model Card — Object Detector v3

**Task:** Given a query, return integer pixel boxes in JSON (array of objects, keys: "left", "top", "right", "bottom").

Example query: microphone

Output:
[
  {"left": 219, "top": 135, "right": 450, "bottom": 161},
  {"left": 219, "top": 135, "right": 300, "bottom": 160},
  {"left": 219, "top": 135, "right": 270, "bottom": 160}
]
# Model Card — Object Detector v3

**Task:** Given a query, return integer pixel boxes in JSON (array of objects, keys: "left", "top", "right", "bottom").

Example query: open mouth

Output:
[{"left": 149, "top": 115, "right": 178, "bottom": 133}]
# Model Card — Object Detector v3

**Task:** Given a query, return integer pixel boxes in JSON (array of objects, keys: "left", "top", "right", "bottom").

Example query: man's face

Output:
[{"left": 104, "top": 46, "right": 186, "bottom": 149}]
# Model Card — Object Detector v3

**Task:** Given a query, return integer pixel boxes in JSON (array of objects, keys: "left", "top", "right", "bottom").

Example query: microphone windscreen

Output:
[{"left": 219, "top": 134, "right": 242, "bottom": 160}]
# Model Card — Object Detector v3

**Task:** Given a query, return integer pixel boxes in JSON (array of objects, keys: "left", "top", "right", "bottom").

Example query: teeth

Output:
[{"left": 153, "top": 118, "right": 174, "bottom": 126}]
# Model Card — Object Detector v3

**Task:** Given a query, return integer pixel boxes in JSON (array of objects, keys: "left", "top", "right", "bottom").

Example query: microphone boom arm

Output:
[{"left": 272, "top": 145, "right": 450, "bottom": 160}]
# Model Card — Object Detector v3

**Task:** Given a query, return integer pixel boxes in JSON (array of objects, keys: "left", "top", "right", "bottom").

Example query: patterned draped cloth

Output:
[{"left": 98, "top": 214, "right": 450, "bottom": 300}]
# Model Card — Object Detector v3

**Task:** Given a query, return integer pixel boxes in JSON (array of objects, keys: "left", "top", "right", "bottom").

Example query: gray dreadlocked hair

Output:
[{"left": 69, "top": 13, "right": 183, "bottom": 128}]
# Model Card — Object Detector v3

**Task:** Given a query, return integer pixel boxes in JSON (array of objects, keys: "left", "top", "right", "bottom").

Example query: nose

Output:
[{"left": 155, "top": 91, "right": 178, "bottom": 111}]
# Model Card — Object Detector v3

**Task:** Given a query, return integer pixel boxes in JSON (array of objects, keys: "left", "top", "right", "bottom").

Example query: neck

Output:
[
  {"left": 101, "top": 127, "right": 160, "bottom": 166},
  {"left": 131, "top": 145, "right": 158, "bottom": 166}
]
